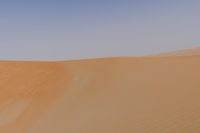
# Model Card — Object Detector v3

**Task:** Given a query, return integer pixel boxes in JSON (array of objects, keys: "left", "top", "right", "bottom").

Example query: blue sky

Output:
[{"left": 0, "top": 0, "right": 200, "bottom": 60}]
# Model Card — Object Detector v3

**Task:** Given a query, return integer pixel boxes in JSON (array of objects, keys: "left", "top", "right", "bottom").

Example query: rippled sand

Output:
[{"left": 1, "top": 49, "right": 200, "bottom": 132}]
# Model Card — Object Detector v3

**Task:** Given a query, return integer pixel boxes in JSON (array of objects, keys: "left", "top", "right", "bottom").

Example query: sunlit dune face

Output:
[
  {"left": 57, "top": 56, "right": 200, "bottom": 133},
  {"left": 0, "top": 62, "right": 70, "bottom": 133},
  {"left": 1, "top": 50, "right": 200, "bottom": 132}
]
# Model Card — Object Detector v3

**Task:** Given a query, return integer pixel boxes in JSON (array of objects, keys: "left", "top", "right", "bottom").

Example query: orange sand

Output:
[{"left": 0, "top": 50, "right": 200, "bottom": 132}]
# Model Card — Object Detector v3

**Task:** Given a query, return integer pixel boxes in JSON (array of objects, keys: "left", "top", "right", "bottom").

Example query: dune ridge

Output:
[
  {"left": 0, "top": 48, "right": 200, "bottom": 132},
  {"left": 148, "top": 47, "right": 200, "bottom": 57}
]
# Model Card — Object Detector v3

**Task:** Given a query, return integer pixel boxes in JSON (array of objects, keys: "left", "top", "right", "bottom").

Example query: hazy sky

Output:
[{"left": 0, "top": 0, "right": 200, "bottom": 60}]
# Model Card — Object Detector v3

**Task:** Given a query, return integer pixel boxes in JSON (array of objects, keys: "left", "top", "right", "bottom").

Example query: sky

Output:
[{"left": 0, "top": 0, "right": 200, "bottom": 60}]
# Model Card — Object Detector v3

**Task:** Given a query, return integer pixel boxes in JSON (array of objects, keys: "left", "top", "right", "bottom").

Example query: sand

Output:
[{"left": 0, "top": 49, "right": 200, "bottom": 132}]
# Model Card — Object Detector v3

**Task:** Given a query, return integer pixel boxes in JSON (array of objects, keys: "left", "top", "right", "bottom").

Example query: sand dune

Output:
[
  {"left": 149, "top": 47, "right": 200, "bottom": 57},
  {"left": 0, "top": 49, "right": 200, "bottom": 132}
]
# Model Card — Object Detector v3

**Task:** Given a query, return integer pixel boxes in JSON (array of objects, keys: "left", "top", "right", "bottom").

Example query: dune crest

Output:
[
  {"left": 0, "top": 48, "right": 200, "bottom": 132},
  {"left": 149, "top": 47, "right": 200, "bottom": 57}
]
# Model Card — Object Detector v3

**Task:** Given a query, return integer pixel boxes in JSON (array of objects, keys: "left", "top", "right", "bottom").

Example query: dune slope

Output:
[{"left": 1, "top": 53, "right": 200, "bottom": 132}]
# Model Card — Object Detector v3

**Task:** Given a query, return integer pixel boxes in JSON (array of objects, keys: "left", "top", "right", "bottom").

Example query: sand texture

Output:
[{"left": 0, "top": 49, "right": 200, "bottom": 132}]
